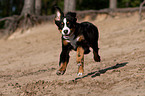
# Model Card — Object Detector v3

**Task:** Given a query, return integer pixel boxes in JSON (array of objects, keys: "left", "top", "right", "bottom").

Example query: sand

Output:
[{"left": 0, "top": 13, "right": 145, "bottom": 96}]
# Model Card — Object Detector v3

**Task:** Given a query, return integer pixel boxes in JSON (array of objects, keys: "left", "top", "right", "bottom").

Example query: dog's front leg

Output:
[
  {"left": 77, "top": 46, "right": 84, "bottom": 76},
  {"left": 56, "top": 47, "right": 70, "bottom": 75}
]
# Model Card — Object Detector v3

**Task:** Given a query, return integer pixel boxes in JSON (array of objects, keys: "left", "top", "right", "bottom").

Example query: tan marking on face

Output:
[{"left": 59, "top": 29, "right": 62, "bottom": 33}]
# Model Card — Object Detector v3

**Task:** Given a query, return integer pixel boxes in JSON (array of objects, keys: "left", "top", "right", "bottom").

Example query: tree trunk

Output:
[
  {"left": 1, "top": 0, "right": 41, "bottom": 38},
  {"left": 139, "top": 0, "right": 145, "bottom": 21},
  {"left": 64, "top": 0, "right": 76, "bottom": 13},
  {"left": 35, "top": 0, "right": 42, "bottom": 15},
  {"left": 21, "top": 0, "right": 35, "bottom": 15},
  {"left": 109, "top": 0, "right": 117, "bottom": 9}
]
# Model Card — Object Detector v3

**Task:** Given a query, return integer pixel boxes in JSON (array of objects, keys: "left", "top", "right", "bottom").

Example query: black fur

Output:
[{"left": 54, "top": 6, "right": 101, "bottom": 75}]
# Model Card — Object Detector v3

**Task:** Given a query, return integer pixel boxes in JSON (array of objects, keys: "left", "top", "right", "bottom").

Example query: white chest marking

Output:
[{"left": 64, "top": 35, "right": 80, "bottom": 49}]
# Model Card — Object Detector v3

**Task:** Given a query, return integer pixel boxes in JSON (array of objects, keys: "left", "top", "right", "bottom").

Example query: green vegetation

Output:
[{"left": 118, "top": 0, "right": 143, "bottom": 8}]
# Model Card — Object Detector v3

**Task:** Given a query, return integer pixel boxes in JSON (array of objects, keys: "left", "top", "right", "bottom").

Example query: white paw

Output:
[
  {"left": 77, "top": 63, "right": 82, "bottom": 66},
  {"left": 77, "top": 72, "right": 83, "bottom": 76}
]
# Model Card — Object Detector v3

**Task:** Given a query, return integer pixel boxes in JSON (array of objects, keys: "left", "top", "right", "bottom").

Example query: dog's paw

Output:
[
  {"left": 56, "top": 70, "right": 65, "bottom": 75},
  {"left": 77, "top": 72, "right": 83, "bottom": 76},
  {"left": 94, "top": 55, "right": 101, "bottom": 62}
]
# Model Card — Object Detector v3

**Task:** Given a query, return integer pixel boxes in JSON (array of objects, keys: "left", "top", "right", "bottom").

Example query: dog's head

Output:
[{"left": 54, "top": 6, "right": 77, "bottom": 38}]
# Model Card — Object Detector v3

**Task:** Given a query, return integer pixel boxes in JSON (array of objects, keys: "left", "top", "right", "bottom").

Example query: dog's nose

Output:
[{"left": 64, "top": 30, "right": 68, "bottom": 34}]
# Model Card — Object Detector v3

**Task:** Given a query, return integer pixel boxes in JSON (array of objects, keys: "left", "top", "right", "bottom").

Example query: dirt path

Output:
[{"left": 0, "top": 14, "right": 145, "bottom": 96}]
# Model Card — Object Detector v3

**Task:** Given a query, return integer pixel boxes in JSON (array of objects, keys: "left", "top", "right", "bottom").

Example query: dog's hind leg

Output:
[
  {"left": 92, "top": 44, "right": 101, "bottom": 62},
  {"left": 76, "top": 46, "right": 84, "bottom": 76}
]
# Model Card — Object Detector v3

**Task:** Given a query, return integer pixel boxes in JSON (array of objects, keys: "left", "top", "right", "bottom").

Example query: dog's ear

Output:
[
  {"left": 66, "top": 12, "right": 76, "bottom": 18},
  {"left": 66, "top": 12, "right": 77, "bottom": 23},
  {"left": 54, "top": 6, "right": 64, "bottom": 21}
]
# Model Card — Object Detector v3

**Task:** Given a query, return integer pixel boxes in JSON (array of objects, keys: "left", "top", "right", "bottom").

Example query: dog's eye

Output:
[
  {"left": 67, "top": 22, "right": 69, "bottom": 24},
  {"left": 61, "top": 22, "right": 64, "bottom": 25}
]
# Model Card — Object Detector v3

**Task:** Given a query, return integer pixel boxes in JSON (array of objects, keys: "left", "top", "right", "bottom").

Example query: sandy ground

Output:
[{"left": 0, "top": 14, "right": 145, "bottom": 96}]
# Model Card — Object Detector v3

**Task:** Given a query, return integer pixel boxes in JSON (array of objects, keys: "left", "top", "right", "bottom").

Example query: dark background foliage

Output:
[{"left": 0, "top": 0, "right": 143, "bottom": 18}]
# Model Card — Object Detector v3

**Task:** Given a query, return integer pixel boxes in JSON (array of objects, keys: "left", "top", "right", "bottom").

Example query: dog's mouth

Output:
[
  {"left": 63, "top": 35, "right": 70, "bottom": 39},
  {"left": 64, "top": 34, "right": 69, "bottom": 37},
  {"left": 63, "top": 32, "right": 75, "bottom": 39},
  {"left": 63, "top": 33, "right": 72, "bottom": 37}
]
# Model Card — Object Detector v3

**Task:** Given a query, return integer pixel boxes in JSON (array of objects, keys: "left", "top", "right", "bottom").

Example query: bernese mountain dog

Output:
[{"left": 54, "top": 6, "right": 101, "bottom": 76}]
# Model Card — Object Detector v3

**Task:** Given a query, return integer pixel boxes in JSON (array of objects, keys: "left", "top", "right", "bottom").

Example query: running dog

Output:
[{"left": 54, "top": 6, "right": 101, "bottom": 76}]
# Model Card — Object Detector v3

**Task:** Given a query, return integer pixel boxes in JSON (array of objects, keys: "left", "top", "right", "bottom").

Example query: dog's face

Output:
[{"left": 54, "top": 7, "right": 77, "bottom": 37}]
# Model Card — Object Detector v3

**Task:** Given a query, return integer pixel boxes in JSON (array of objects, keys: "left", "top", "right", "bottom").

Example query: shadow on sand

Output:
[{"left": 73, "top": 62, "right": 128, "bottom": 81}]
